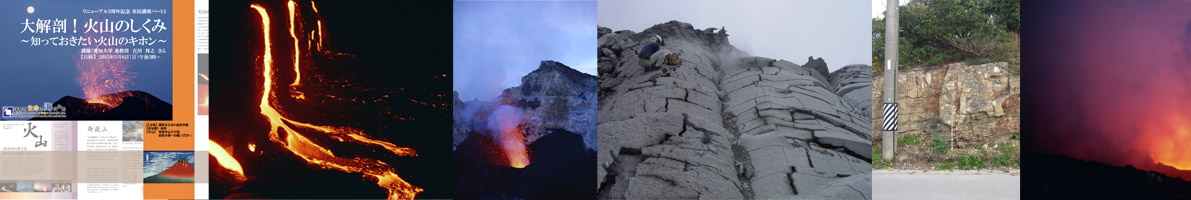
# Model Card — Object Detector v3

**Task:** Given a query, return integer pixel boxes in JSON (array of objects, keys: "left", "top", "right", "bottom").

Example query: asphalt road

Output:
[{"left": 873, "top": 170, "right": 1020, "bottom": 200}]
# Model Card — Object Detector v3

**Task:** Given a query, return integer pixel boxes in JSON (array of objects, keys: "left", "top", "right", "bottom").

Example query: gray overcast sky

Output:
[
  {"left": 454, "top": 1, "right": 596, "bottom": 101},
  {"left": 599, "top": 0, "right": 870, "bottom": 71},
  {"left": 871, "top": 0, "right": 910, "bottom": 18}
]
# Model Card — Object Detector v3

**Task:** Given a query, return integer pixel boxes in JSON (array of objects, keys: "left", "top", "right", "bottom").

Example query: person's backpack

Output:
[{"left": 664, "top": 53, "right": 681, "bottom": 66}]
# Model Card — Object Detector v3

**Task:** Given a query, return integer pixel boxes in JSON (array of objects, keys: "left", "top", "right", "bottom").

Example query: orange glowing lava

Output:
[
  {"left": 311, "top": 1, "right": 323, "bottom": 52},
  {"left": 502, "top": 125, "right": 529, "bottom": 168},
  {"left": 252, "top": 3, "right": 421, "bottom": 199},
  {"left": 288, "top": 0, "right": 302, "bottom": 87},
  {"left": 209, "top": 140, "right": 246, "bottom": 181},
  {"left": 1147, "top": 116, "right": 1191, "bottom": 170},
  {"left": 490, "top": 105, "right": 530, "bottom": 168}
]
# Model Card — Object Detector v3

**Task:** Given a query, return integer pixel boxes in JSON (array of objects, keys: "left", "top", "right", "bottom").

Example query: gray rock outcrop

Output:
[{"left": 597, "top": 21, "right": 871, "bottom": 199}]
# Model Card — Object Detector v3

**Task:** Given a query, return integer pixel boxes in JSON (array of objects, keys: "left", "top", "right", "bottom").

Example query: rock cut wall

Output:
[{"left": 872, "top": 62, "right": 1020, "bottom": 148}]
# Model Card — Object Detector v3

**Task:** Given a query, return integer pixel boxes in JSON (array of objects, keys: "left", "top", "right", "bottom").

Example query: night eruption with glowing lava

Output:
[
  {"left": 452, "top": 1, "right": 596, "bottom": 199},
  {"left": 451, "top": 60, "right": 597, "bottom": 200},
  {"left": 488, "top": 105, "right": 530, "bottom": 168},
  {"left": 74, "top": 44, "right": 134, "bottom": 108},
  {"left": 1023, "top": 0, "right": 1191, "bottom": 198},
  {"left": 210, "top": 0, "right": 452, "bottom": 199}
]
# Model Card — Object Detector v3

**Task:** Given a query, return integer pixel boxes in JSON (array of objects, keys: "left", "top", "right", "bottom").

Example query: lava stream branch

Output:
[{"left": 251, "top": 3, "right": 422, "bottom": 199}]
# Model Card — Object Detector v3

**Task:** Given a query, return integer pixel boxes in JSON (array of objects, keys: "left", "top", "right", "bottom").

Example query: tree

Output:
[{"left": 871, "top": 0, "right": 1019, "bottom": 69}]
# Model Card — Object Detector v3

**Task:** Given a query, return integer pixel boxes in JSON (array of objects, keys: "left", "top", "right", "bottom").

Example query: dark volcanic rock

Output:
[
  {"left": 454, "top": 130, "right": 596, "bottom": 200},
  {"left": 803, "top": 57, "right": 829, "bottom": 76},
  {"left": 1024, "top": 152, "right": 1191, "bottom": 199}
]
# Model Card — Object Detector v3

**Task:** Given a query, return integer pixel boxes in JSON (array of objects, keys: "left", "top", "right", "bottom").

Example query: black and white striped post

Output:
[{"left": 881, "top": 0, "right": 899, "bottom": 161}]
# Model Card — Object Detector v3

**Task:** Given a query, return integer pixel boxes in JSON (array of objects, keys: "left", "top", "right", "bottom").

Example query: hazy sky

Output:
[
  {"left": 454, "top": 1, "right": 597, "bottom": 101},
  {"left": 871, "top": 0, "right": 909, "bottom": 19},
  {"left": 599, "top": 0, "right": 870, "bottom": 71}
]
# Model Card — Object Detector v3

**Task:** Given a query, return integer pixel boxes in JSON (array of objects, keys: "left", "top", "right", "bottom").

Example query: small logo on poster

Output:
[{"left": 2, "top": 106, "right": 13, "bottom": 117}]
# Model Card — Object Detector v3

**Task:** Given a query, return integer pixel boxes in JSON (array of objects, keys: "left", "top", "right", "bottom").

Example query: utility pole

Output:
[{"left": 881, "top": 0, "right": 899, "bottom": 161}]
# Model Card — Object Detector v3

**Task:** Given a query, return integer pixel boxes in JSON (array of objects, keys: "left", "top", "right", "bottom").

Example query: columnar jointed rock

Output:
[
  {"left": 871, "top": 62, "right": 1020, "bottom": 148},
  {"left": 597, "top": 21, "right": 872, "bottom": 199}
]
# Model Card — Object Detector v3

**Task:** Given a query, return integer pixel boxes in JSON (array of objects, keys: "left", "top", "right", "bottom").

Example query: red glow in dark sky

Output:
[{"left": 1025, "top": 0, "right": 1191, "bottom": 172}]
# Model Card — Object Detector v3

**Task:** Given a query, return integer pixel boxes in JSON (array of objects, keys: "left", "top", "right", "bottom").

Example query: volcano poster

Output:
[{"left": 0, "top": 0, "right": 174, "bottom": 121}]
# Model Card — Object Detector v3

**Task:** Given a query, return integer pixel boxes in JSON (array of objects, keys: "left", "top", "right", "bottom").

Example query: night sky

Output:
[
  {"left": 0, "top": 0, "right": 174, "bottom": 116},
  {"left": 1024, "top": 0, "right": 1191, "bottom": 171}
]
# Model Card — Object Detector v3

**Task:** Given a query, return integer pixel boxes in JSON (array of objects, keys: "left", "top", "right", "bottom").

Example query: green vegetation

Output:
[
  {"left": 933, "top": 141, "right": 1019, "bottom": 170},
  {"left": 935, "top": 162, "right": 954, "bottom": 170},
  {"left": 992, "top": 141, "right": 1019, "bottom": 167},
  {"left": 959, "top": 155, "right": 986, "bottom": 169},
  {"left": 931, "top": 135, "right": 949, "bottom": 155},
  {"left": 897, "top": 134, "right": 921, "bottom": 148},
  {"left": 879, "top": 132, "right": 1020, "bottom": 170},
  {"left": 873, "top": 0, "right": 1020, "bottom": 72},
  {"left": 873, "top": 146, "right": 894, "bottom": 169}
]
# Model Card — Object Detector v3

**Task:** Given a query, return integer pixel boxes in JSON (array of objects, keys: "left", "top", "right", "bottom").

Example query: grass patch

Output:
[
  {"left": 931, "top": 136, "right": 949, "bottom": 155},
  {"left": 935, "top": 162, "right": 955, "bottom": 170},
  {"left": 959, "top": 155, "right": 986, "bottom": 169},
  {"left": 897, "top": 134, "right": 921, "bottom": 148},
  {"left": 872, "top": 146, "right": 894, "bottom": 169},
  {"left": 992, "top": 141, "right": 1019, "bottom": 168}
]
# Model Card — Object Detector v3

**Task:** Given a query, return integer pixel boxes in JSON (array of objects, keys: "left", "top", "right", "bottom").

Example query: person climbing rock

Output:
[{"left": 637, "top": 35, "right": 669, "bottom": 71}]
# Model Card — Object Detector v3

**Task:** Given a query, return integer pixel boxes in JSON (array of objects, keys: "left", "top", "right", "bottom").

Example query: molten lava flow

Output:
[
  {"left": 252, "top": 4, "right": 421, "bottom": 199},
  {"left": 311, "top": 1, "right": 323, "bottom": 52},
  {"left": 288, "top": 0, "right": 302, "bottom": 87},
  {"left": 209, "top": 140, "right": 246, "bottom": 181},
  {"left": 488, "top": 105, "right": 530, "bottom": 168}
]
